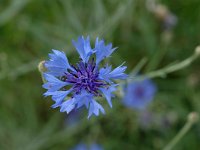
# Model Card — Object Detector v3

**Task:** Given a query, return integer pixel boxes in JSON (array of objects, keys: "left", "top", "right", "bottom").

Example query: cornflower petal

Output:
[
  {"left": 108, "top": 64, "right": 128, "bottom": 79},
  {"left": 72, "top": 36, "right": 93, "bottom": 63},
  {"left": 73, "top": 90, "right": 93, "bottom": 109},
  {"left": 45, "top": 49, "right": 74, "bottom": 76},
  {"left": 42, "top": 73, "right": 68, "bottom": 92},
  {"left": 95, "top": 37, "right": 117, "bottom": 64},
  {"left": 60, "top": 98, "right": 76, "bottom": 113},
  {"left": 99, "top": 64, "right": 127, "bottom": 82},
  {"left": 99, "top": 85, "right": 117, "bottom": 108},
  {"left": 99, "top": 65, "right": 112, "bottom": 82},
  {"left": 44, "top": 90, "right": 71, "bottom": 108},
  {"left": 88, "top": 100, "right": 105, "bottom": 119}
]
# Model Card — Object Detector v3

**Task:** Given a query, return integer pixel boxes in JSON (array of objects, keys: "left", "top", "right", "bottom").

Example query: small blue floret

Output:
[{"left": 123, "top": 79, "right": 157, "bottom": 109}]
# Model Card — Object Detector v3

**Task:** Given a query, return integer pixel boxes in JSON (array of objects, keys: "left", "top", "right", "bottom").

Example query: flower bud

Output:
[
  {"left": 195, "top": 46, "right": 200, "bottom": 56},
  {"left": 187, "top": 112, "right": 199, "bottom": 124},
  {"left": 154, "top": 4, "right": 169, "bottom": 20},
  {"left": 38, "top": 60, "right": 46, "bottom": 73}
]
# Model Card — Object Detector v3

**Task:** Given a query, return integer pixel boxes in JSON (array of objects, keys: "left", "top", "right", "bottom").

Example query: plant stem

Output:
[
  {"left": 163, "top": 121, "right": 193, "bottom": 150},
  {"left": 163, "top": 112, "right": 199, "bottom": 150},
  {"left": 129, "top": 50, "right": 199, "bottom": 81}
]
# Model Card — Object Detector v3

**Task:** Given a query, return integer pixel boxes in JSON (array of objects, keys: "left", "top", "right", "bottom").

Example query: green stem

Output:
[
  {"left": 129, "top": 52, "right": 199, "bottom": 81},
  {"left": 163, "top": 120, "right": 193, "bottom": 150},
  {"left": 146, "top": 41, "right": 169, "bottom": 72},
  {"left": 129, "top": 57, "right": 148, "bottom": 76}
]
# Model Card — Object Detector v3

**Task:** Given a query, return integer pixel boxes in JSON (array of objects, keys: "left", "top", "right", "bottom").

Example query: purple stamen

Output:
[
  {"left": 64, "top": 58, "right": 106, "bottom": 96},
  {"left": 134, "top": 86, "right": 145, "bottom": 99}
]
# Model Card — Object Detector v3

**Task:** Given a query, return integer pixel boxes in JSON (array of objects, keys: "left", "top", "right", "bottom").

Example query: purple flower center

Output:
[
  {"left": 134, "top": 86, "right": 145, "bottom": 99},
  {"left": 63, "top": 59, "right": 106, "bottom": 96}
]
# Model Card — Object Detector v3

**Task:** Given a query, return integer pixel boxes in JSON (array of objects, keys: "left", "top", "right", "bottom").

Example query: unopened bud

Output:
[
  {"left": 187, "top": 112, "right": 199, "bottom": 123},
  {"left": 154, "top": 4, "right": 169, "bottom": 20},
  {"left": 195, "top": 46, "right": 200, "bottom": 56},
  {"left": 38, "top": 61, "right": 46, "bottom": 73}
]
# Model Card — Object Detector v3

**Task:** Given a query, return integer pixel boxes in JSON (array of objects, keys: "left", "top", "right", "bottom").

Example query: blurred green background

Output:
[{"left": 0, "top": 0, "right": 200, "bottom": 149}]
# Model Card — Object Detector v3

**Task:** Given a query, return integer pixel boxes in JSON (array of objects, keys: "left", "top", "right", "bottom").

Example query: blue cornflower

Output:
[
  {"left": 122, "top": 79, "right": 156, "bottom": 109},
  {"left": 70, "top": 143, "right": 103, "bottom": 150},
  {"left": 43, "top": 36, "right": 127, "bottom": 118}
]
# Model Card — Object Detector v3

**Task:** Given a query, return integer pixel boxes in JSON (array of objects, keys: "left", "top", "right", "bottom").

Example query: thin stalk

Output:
[
  {"left": 163, "top": 112, "right": 199, "bottom": 150},
  {"left": 163, "top": 121, "right": 193, "bottom": 150},
  {"left": 129, "top": 57, "right": 148, "bottom": 76},
  {"left": 129, "top": 50, "right": 199, "bottom": 81}
]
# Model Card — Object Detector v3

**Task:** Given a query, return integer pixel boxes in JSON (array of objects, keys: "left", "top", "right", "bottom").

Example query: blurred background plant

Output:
[{"left": 0, "top": 0, "right": 200, "bottom": 149}]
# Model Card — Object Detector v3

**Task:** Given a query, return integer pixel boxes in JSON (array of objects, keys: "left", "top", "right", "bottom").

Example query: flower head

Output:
[
  {"left": 122, "top": 79, "right": 156, "bottom": 109},
  {"left": 43, "top": 36, "right": 127, "bottom": 118},
  {"left": 70, "top": 143, "right": 103, "bottom": 150}
]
